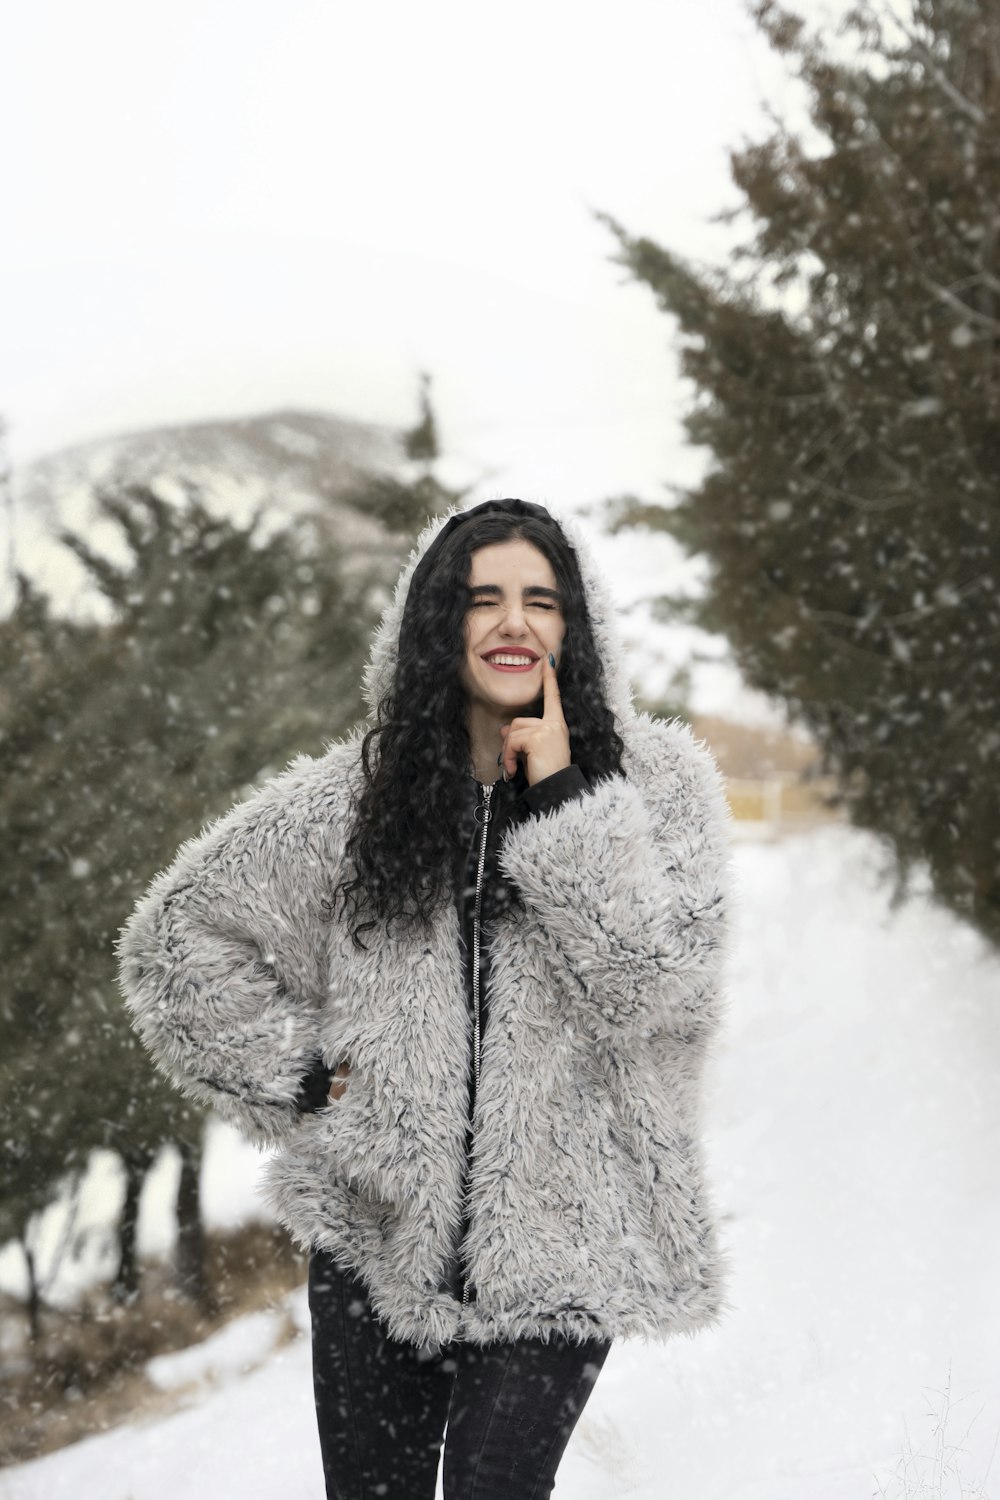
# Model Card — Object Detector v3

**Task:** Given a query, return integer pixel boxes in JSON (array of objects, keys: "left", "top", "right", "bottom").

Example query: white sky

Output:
[{"left": 2, "top": 0, "right": 850, "bottom": 722}]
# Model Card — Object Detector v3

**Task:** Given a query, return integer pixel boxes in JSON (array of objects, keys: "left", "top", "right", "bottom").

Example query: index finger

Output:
[{"left": 542, "top": 651, "right": 564, "bottom": 717}]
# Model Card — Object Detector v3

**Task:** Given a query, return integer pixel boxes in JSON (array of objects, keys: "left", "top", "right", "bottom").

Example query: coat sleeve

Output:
[
  {"left": 498, "top": 720, "right": 735, "bottom": 1043},
  {"left": 113, "top": 755, "right": 337, "bottom": 1150}
]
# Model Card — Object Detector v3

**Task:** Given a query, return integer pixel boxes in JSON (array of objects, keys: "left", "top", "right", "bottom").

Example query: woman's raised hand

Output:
[{"left": 499, "top": 652, "right": 572, "bottom": 786}]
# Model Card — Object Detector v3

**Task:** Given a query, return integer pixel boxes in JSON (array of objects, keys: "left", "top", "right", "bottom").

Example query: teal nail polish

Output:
[{"left": 548, "top": 652, "right": 555, "bottom": 667}]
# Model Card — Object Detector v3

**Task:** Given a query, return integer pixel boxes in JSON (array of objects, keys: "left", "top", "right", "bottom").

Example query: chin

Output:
[
  {"left": 484, "top": 691, "right": 538, "bottom": 715},
  {"left": 467, "top": 664, "right": 543, "bottom": 713}
]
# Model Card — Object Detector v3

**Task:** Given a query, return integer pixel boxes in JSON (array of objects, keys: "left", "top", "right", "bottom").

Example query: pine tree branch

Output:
[
  {"left": 810, "top": 572, "right": 992, "bottom": 629},
  {"left": 830, "top": 86, "right": 982, "bottom": 275},
  {"left": 891, "top": 22, "right": 987, "bottom": 124},
  {"left": 933, "top": 270, "right": 1000, "bottom": 300},
  {"left": 55, "top": 529, "right": 133, "bottom": 605},
  {"left": 808, "top": 477, "right": 914, "bottom": 514},
  {"left": 920, "top": 276, "right": 1000, "bottom": 331}
]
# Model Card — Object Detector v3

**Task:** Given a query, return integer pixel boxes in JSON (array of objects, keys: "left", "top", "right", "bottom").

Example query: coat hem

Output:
[{"left": 280, "top": 1205, "right": 733, "bottom": 1353}]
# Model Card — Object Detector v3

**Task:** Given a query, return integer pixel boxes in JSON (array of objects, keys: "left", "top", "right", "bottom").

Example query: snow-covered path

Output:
[{"left": 4, "top": 823, "right": 999, "bottom": 1499}]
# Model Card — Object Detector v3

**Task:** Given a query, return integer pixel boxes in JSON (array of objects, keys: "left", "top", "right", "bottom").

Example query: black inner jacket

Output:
[{"left": 293, "top": 761, "right": 593, "bottom": 1303}]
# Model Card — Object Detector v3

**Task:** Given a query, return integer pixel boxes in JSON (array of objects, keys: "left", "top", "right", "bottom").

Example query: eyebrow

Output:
[{"left": 467, "top": 584, "right": 562, "bottom": 601}]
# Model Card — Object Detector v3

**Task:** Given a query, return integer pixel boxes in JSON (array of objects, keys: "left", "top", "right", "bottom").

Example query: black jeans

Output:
[{"left": 308, "top": 1248, "right": 612, "bottom": 1499}]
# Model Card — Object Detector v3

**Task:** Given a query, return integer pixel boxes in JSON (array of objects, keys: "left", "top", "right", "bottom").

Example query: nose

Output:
[{"left": 497, "top": 604, "right": 530, "bottom": 635}]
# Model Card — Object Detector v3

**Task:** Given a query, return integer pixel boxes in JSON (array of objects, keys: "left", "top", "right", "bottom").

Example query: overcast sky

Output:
[{"left": 2, "top": 0, "right": 849, "bottom": 722}]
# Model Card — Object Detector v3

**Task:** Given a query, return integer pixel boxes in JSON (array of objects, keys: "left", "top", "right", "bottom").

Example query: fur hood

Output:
[{"left": 115, "top": 500, "right": 737, "bottom": 1351}]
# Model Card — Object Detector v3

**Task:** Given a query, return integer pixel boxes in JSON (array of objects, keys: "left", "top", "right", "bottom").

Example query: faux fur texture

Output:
[{"left": 115, "top": 502, "right": 737, "bottom": 1351}]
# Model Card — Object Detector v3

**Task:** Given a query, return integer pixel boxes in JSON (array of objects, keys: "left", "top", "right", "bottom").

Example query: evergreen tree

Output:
[
  {"left": 598, "top": 0, "right": 1000, "bottom": 948},
  {"left": 404, "top": 370, "right": 440, "bottom": 469}
]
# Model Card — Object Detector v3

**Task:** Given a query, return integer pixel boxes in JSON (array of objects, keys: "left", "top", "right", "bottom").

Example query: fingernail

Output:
[{"left": 548, "top": 652, "right": 555, "bottom": 667}]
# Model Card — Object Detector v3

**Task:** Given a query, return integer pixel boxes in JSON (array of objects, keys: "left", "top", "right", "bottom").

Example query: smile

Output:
[{"left": 483, "top": 654, "right": 538, "bottom": 672}]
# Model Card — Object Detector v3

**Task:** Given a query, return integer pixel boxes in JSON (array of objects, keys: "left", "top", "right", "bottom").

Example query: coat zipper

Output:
[{"left": 461, "top": 777, "right": 496, "bottom": 1318}]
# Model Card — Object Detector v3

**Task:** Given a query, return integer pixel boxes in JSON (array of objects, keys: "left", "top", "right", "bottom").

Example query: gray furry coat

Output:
[{"left": 115, "top": 504, "right": 736, "bottom": 1351}]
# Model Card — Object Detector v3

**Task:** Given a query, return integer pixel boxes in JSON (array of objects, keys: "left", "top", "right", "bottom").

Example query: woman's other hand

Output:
[{"left": 327, "top": 1058, "right": 351, "bottom": 1103}]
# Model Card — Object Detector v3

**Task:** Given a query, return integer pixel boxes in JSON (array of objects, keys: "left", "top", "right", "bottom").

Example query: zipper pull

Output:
[{"left": 474, "top": 781, "right": 495, "bottom": 826}]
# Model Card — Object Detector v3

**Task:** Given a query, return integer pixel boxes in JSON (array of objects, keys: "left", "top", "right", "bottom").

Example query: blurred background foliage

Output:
[{"left": 598, "top": 0, "right": 1000, "bottom": 949}]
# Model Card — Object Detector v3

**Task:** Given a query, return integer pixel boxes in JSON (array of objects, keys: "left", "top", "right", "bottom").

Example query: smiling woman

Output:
[{"left": 116, "top": 497, "right": 735, "bottom": 1500}]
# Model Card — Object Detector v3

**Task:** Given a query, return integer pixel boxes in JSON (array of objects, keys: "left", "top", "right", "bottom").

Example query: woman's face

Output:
[{"left": 458, "top": 539, "right": 567, "bottom": 715}]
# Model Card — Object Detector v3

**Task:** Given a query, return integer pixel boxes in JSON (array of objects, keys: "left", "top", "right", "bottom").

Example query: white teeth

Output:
[{"left": 487, "top": 654, "right": 535, "bottom": 666}]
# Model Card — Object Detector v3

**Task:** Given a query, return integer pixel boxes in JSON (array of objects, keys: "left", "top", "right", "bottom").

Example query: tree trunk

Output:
[
  {"left": 175, "top": 1135, "right": 210, "bottom": 1310},
  {"left": 111, "top": 1149, "right": 148, "bottom": 1305},
  {"left": 23, "top": 1242, "right": 41, "bottom": 1345}
]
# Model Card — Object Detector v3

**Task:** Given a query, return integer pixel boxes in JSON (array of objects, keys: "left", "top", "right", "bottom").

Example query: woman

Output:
[{"left": 116, "top": 496, "right": 735, "bottom": 1498}]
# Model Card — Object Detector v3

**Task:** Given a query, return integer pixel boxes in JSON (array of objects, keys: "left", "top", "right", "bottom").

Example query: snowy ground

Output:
[{"left": 3, "top": 820, "right": 999, "bottom": 1499}]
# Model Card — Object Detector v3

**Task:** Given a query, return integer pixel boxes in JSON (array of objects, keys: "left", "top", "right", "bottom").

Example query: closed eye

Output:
[{"left": 469, "top": 601, "right": 558, "bottom": 610}]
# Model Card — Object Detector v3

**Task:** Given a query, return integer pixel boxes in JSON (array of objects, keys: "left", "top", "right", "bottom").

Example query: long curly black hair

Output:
[{"left": 330, "top": 499, "right": 626, "bottom": 951}]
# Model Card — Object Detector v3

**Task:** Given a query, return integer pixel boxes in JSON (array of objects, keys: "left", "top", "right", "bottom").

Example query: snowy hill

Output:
[
  {"left": 4, "top": 821, "right": 998, "bottom": 1499},
  {"left": 14, "top": 406, "right": 404, "bottom": 522},
  {"left": 3, "top": 407, "right": 406, "bottom": 620}
]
